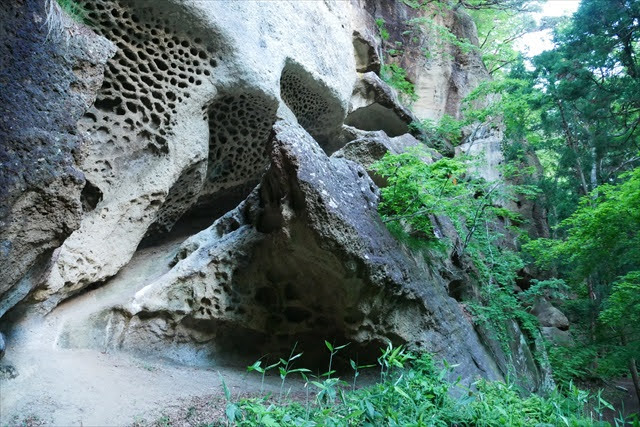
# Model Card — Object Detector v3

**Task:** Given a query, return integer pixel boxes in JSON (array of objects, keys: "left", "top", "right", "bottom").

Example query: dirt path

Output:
[{"left": 0, "top": 238, "right": 308, "bottom": 426}]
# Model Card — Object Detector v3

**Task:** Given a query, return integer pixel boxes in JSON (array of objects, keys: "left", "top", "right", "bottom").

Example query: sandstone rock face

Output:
[
  {"left": 0, "top": 0, "right": 551, "bottom": 390},
  {"left": 457, "top": 124, "right": 551, "bottom": 241},
  {"left": 353, "top": 0, "right": 488, "bottom": 120},
  {"left": 352, "top": 30, "right": 382, "bottom": 74},
  {"left": 33, "top": 0, "right": 355, "bottom": 308},
  {"left": 345, "top": 72, "right": 417, "bottom": 138},
  {"left": 59, "top": 118, "right": 503, "bottom": 381},
  {"left": 0, "top": 0, "right": 115, "bottom": 317}
]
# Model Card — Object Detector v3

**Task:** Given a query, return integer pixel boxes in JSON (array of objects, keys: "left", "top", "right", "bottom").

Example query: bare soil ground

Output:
[
  {"left": 0, "top": 236, "right": 377, "bottom": 427},
  {"left": 0, "top": 319, "right": 300, "bottom": 426},
  {"left": 0, "top": 238, "right": 306, "bottom": 426}
]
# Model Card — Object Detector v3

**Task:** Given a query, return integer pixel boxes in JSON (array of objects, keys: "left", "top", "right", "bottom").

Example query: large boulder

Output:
[
  {"left": 60, "top": 118, "right": 504, "bottom": 381},
  {"left": 532, "top": 299, "right": 570, "bottom": 330},
  {"left": 345, "top": 72, "right": 418, "bottom": 138}
]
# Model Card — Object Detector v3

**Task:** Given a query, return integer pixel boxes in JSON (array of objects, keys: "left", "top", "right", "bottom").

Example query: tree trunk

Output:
[
  {"left": 588, "top": 277, "right": 598, "bottom": 370},
  {"left": 557, "top": 100, "right": 590, "bottom": 195},
  {"left": 621, "top": 332, "right": 640, "bottom": 407},
  {"left": 629, "top": 358, "right": 640, "bottom": 408},
  {"left": 590, "top": 146, "right": 598, "bottom": 192}
]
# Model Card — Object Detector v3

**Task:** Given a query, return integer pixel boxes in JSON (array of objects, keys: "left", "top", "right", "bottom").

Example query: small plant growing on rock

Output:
[
  {"left": 381, "top": 64, "right": 418, "bottom": 105},
  {"left": 375, "top": 18, "right": 390, "bottom": 41}
]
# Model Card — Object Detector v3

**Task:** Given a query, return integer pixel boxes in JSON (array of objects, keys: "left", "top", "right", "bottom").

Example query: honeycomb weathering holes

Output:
[
  {"left": 145, "top": 91, "right": 278, "bottom": 239},
  {"left": 75, "top": 2, "right": 341, "bottom": 238},
  {"left": 77, "top": 0, "right": 219, "bottom": 190},
  {"left": 280, "top": 62, "right": 345, "bottom": 151},
  {"left": 200, "top": 92, "right": 278, "bottom": 198}
]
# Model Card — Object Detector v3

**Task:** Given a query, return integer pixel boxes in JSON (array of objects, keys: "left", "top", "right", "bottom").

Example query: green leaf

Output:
[
  {"left": 248, "top": 361, "right": 264, "bottom": 373},
  {"left": 225, "top": 403, "right": 239, "bottom": 422}
]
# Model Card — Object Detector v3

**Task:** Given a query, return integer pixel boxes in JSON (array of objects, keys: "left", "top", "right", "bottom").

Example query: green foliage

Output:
[
  {"left": 468, "top": 6, "right": 538, "bottom": 75},
  {"left": 375, "top": 18, "right": 390, "bottom": 41},
  {"left": 410, "top": 114, "right": 466, "bottom": 148},
  {"left": 247, "top": 358, "right": 280, "bottom": 394},
  {"left": 373, "top": 150, "right": 542, "bottom": 352},
  {"left": 404, "top": 16, "right": 477, "bottom": 62},
  {"left": 463, "top": 76, "right": 545, "bottom": 155},
  {"left": 380, "top": 64, "right": 418, "bottom": 104},
  {"left": 548, "top": 345, "right": 598, "bottom": 387},
  {"left": 373, "top": 152, "right": 468, "bottom": 237},
  {"left": 504, "top": 0, "right": 640, "bottom": 394},
  {"left": 600, "top": 271, "right": 640, "bottom": 328},
  {"left": 520, "top": 278, "right": 569, "bottom": 304},
  {"left": 526, "top": 167, "right": 640, "bottom": 286},
  {"left": 232, "top": 345, "right": 610, "bottom": 426},
  {"left": 526, "top": 166, "right": 640, "bottom": 388},
  {"left": 401, "top": 0, "right": 427, "bottom": 8},
  {"left": 54, "top": 0, "right": 86, "bottom": 23},
  {"left": 277, "top": 343, "right": 311, "bottom": 403}
]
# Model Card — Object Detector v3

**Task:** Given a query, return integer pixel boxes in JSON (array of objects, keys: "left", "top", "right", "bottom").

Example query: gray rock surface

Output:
[
  {"left": 61, "top": 118, "right": 503, "bottom": 381},
  {"left": 0, "top": 0, "right": 552, "bottom": 395},
  {"left": 333, "top": 128, "right": 440, "bottom": 186},
  {"left": 33, "top": 0, "right": 356, "bottom": 309},
  {"left": 532, "top": 299, "right": 570, "bottom": 330},
  {"left": 345, "top": 72, "right": 417, "bottom": 137},
  {"left": 541, "top": 326, "right": 574, "bottom": 346},
  {"left": 0, "top": 0, "right": 115, "bottom": 317},
  {"left": 352, "top": 30, "right": 382, "bottom": 74}
]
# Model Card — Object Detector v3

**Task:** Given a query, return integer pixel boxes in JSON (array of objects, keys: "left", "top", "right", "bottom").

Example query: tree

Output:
[
  {"left": 533, "top": 0, "right": 640, "bottom": 199},
  {"left": 526, "top": 166, "right": 640, "bottom": 405},
  {"left": 468, "top": 7, "right": 537, "bottom": 75}
]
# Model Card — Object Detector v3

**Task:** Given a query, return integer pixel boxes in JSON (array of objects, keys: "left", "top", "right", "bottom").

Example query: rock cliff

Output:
[{"left": 0, "top": 0, "right": 550, "bottom": 396}]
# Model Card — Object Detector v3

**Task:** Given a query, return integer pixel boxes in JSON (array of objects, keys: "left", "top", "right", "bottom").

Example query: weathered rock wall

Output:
[
  {"left": 0, "top": 0, "right": 115, "bottom": 317},
  {"left": 349, "top": 0, "right": 488, "bottom": 121},
  {"left": 0, "top": 0, "right": 550, "bottom": 390}
]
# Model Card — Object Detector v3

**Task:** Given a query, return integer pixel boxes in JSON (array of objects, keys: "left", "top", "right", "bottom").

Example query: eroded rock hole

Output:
[
  {"left": 447, "top": 279, "right": 467, "bottom": 302},
  {"left": 77, "top": 0, "right": 220, "bottom": 205},
  {"left": 344, "top": 103, "right": 409, "bottom": 137},
  {"left": 280, "top": 61, "right": 345, "bottom": 153},
  {"left": 185, "top": 91, "right": 277, "bottom": 222},
  {"left": 80, "top": 180, "right": 103, "bottom": 212}
]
